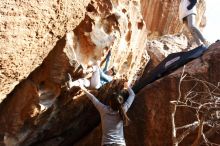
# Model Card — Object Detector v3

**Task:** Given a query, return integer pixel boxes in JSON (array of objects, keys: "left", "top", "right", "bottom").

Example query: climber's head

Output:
[
  {"left": 109, "top": 92, "right": 124, "bottom": 111},
  {"left": 108, "top": 89, "right": 130, "bottom": 126}
]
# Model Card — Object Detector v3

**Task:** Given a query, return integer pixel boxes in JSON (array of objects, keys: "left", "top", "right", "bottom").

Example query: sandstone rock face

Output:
[
  {"left": 146, "top": 34, "right": 188, "bottom": 69},
  {"left": 0, "top": 0, "right": 147, "bottom": 101},
  {"left": 66, "top": 0, "right": 148, "bottom": 83},
  {"left": 74, "top": 42, "right": 220, "bottom": 146},
  {"left": 140, "top": 0, "right": 206, "bottom": 38},
  {"left": 0, "top": 0, "right": 147, "bottom": 145},
  {"left": 131, "top": 42, "right": 220, "bottom": 146},
  {"left": 1, "top": 0, "right": 218, "bottom": 146},
  {"left": 0, "top": 0, "right": 91, "bottom": 101}
]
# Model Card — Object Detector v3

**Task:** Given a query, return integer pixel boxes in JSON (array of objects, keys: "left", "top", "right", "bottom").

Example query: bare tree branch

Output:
[
  {"left": 171, "top": 66, "right": 186, "bottom": 146},
  {"left": 171, "top": 69, "right": 220, "bottom": 146},
  {"left": 176, "top": 123, "right": 198, "bottom": 144},
  {"left": 176, "top": 121, "right": 198, "bottom": 130},
  {"left": 192, "top": 117, "right": 204, "bottom": 146}
]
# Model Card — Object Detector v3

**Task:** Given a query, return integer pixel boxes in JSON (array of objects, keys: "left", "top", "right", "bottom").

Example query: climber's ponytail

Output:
[{"left": 118, "top": 104, "right": 130, "bottom": 126}]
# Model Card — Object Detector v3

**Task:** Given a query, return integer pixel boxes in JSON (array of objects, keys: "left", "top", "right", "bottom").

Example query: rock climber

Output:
[
  {"left": 79, "top": 82, "right": 135, "bottom": 146},
  {"left": 179, "top": 0, "right": 209, "bottom": 47}
]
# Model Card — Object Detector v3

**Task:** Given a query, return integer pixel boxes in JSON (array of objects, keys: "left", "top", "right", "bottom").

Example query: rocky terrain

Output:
[{"left": 1, "top": 0, "right": 219, "bottom": 146}]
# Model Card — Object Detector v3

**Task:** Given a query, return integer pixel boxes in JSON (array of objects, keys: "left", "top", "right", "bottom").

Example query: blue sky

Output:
[{"left": 203, "top": 0, "right": 220, "bottom": 43}]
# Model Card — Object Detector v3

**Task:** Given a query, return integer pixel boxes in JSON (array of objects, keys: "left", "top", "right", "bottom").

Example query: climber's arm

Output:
[
  {"left": 122, "top": 83, "right": 135, "bottom": 112},
  {"left": 80, "top": 84, "right": 106, "bottom": 112}
]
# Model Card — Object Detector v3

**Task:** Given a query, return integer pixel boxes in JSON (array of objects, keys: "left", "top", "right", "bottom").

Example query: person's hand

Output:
[
  {"left": 79, "top": 82, "right": 86, "bottom": 90},
  {"left": 124, "top": 82, "right": 129, "bottom": 89},
  {"left": 91, "top": 64, "right": 99, "bottom": 72},
  {"left": 93, "top": 60, "right": 101, "bottom": 67},
  {"left": 84, "top": 67, "right": 93, "bottom": 74},
  {"left": 79, "top": 82, "right": 87, "bottom": 91}
]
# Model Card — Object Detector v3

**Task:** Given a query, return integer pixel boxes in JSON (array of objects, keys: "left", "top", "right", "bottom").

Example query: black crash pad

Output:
[{"left": 132, "top": 45, "right": 207, "bottom": 93}]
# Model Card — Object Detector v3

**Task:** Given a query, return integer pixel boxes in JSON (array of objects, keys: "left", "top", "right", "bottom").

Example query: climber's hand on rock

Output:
[
  {"left": 124, "top": 82, "right": 129, "bottom": 89},
  {"left": 79, "top": 82, "right": 86, "bottom": 90}
]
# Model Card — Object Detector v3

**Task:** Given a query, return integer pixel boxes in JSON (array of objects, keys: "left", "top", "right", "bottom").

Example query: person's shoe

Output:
[{"left": 66, "top": 73, "right": 80, "bottom": 90}]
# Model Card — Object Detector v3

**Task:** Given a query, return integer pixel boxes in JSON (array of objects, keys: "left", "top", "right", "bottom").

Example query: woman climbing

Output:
[
  {"left": 79, "top": 82, "right": 135, "bottom": 146},
  {"left": 67, "top": 51, "right": 116, "bottom": 90},
  {"left": 179, "top": 0, "right": 209, "bottom": 47}
]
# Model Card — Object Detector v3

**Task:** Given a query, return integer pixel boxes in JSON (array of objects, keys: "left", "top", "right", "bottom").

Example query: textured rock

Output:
[
  {"left": 0, "top": 0, "right": 91, "bottom": 101},
  {"left": 130, "top": 42, "right": 220, "bottom": 146},
  {"left": 0, "top": 0, "right": 217, "bottom": 146},
  {"left": 0, "top": 0, "right": 147, "bottom": 145},
  {"left": 146, "top": 34, "right": 188, "bottom": 69},
  {"left": 0, "top": 0, "right": 147, "bottom": 101},
  {"left": 73, "top": 41, "right": 220, "bottom": 146},
  {"left": 140, "top": 0, "right": 206, "bottom": 38}
]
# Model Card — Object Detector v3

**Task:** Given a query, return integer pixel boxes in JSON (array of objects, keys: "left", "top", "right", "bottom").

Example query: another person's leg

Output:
[
  {"left": 186, "top": 14, "right": 208, "bottom": 46},
  {"left": 68, "top": 78, "right": 90, "bottom": 89},
  {"left": 103, "top": 50, "right": 111, "bottom": 73},
  {"left": 90, "top": 65, "right": 102, "bottom": 89},
  {"left": 67, "top": 65, "right": 102, "bottom": 90},
  {"left": 66, "top": 73, "right": 90, "bottom": 89},
  {"left": 100, "top": 69, "right": 113, "bottom": 83}
]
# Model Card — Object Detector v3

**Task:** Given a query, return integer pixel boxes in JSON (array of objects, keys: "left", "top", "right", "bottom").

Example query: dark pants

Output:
[{"left": 183, "top": 14, "right": 206, "bottom": 45}]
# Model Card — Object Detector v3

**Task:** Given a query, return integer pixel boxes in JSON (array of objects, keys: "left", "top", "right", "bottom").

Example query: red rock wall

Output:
[
  {"left": 0, "top": 0, "right": 148, "bottom": 101},
  {"left": 1, "top": 0, "right": 217, "bottom": 145},
  {"left": 0, "top": 0, "right": 91, "bottom": 101},
  {"left": 74, "top": 41, "right": 220, "bottom": 146},
  {"left": 140, "top": 0, "right": 206, "bottom": 38},
  {"left": 0, "top": 0, "right": 148, "bottom": 145}
]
